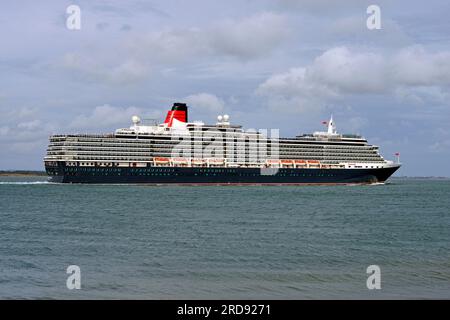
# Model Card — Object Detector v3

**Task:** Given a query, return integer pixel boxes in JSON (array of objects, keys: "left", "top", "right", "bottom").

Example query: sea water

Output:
[{"left": 0, "top": 176, "right": 449, "bottom": 299}]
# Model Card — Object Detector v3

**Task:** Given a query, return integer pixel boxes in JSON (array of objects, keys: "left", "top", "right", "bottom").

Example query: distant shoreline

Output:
[
  {"left": 0, "top": 171, "right": 47, "bottom": 177},
  {"left": 392, "top": 176, "right": 450, "bottom": 180}
]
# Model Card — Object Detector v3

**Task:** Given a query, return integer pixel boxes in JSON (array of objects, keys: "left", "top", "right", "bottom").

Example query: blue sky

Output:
[{"left": 1, "top": 0, "right": 450, "bottom": 176}]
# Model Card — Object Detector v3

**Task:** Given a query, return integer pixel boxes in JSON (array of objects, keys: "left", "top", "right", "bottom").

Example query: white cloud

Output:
[
  {"left": 17, "top": 120, "right": 42, "bottom": 130},
  {"left": 183, "top": 93, "right": 225, "bottom": 114},
  {"left": 128, "top": 27, "right": 207, "bottom": 65},
  {"left": 16, "top": 107, "right": 39, "bottom": 119},
  {"left": 429, "top": 128, "right": 450, "bottom": 153},
  {"left": 62, "top": 53, "right": 150, "bottom": 84},
  {"left": 0, "top": 118, "right": 56, "bottom": 143},
  {"left": 309, "top": 47, "right": 387, "bottom": 94},
  {"left": 328, "top": 16, "right": 412, "bottom": 47},
  {"left": 257, "top": 45, "right": 450, "bottom": 112},
  {"left": 0, "top": 107, "right": 54, "bottom": 143},
  {"left": 277, "top": 0, "right": 363, "bottom": 9},
  {"left": 256, "top": 67, "right": 339, "bottom": 113},
  {"left": 392, "top": 46, "right": 450, "bottom": 86},
  {"left": 130, "top": 12, "right": 288, "bottom": 62},
  {"left": 60, "top": 12, "right": 288, "bottom": 84},
  {"left": 394, "top": 86, "right": 450, "bottom": 106},
  {"left": 429, "top": 140, "right": 450, "bottom": 152},
  {"left": 69, "top": 104, "right": 144, "bottom": 130},
  {"left": 210, "top": 12, "right": 288, "bottom": 60},
  {"left": 257, "top": 67, "right": 336, "bottom": 98},
  {"left": 108, "top": 59, "right": 150, "bottom": 83},
  {"left": 345, "top": 116, "right": 368, "bottom": 133},
  {"left": 0, "top": 126, "right": 9, "bottom": 136}
]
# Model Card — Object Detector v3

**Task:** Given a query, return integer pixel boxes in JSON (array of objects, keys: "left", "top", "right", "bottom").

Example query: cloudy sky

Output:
[{"left": 1, "top": 0, "right": 450, "bottom": 176}]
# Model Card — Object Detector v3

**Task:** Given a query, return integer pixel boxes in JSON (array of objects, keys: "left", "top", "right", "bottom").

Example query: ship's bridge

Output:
[{"left": 302, "top": 115, "right": 366, "bottom": 142}]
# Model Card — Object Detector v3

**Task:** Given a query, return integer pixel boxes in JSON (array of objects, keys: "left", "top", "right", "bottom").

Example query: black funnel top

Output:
[{"left": 172, "top": 103, "right": 187, "bottom": 111}]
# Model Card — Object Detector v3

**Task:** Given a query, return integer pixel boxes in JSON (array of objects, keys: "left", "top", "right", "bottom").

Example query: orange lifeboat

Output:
[
  {"left": 280, "top": 159, "right": 294, "bottom": 167},
  {"left": 266, "top": 159, "right": 281, "bottom": 166},
  {"left": 154, "top": 157, "right": 170, "bottom": 163},
  {"left": 208, "top": 158, "right": 225, "bottom": 165},
  {"left": 294, "top": 160, "right": 307, "bottom": 167},
  {"left": 192, "top": 158, "right": 205, "bottom": 165},
  {"left": 172, "top": 157, "right": 188, "bottom": 163},
  {"left": 307, "top": 160, "right": 320, "bottom": 168},
  {"left": 171, "top": 157, "right": 189, "bottom": 166}
]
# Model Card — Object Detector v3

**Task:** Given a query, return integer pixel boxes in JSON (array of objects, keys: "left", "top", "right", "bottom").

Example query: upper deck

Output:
[{"left": 45, "top": 104, "right": 389, "bottom": 167}]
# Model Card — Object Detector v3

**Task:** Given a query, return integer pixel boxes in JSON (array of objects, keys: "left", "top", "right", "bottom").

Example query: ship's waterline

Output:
[{"left": 44, "top": 102, "right": 401, "bottom": 184}]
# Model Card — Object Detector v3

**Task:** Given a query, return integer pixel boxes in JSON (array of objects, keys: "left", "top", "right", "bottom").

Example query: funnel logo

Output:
[{"left": 164, "top": 103, "right": 188, "bottom": 127}]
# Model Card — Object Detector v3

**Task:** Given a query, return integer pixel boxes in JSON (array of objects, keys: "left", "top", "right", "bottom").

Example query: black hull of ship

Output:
[{"left": 46, "top": 164, "right": 400, "bottom": 185}]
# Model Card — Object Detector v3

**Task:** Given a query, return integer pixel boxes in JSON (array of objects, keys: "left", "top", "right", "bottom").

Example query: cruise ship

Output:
[{"left": 44, "top": 102, "right": 401, "bottom": 184}]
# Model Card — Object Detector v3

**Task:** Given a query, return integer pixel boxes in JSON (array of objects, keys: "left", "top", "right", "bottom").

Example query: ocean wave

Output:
[
  {"left": 368, "top": 182, "right": 386, "bottom": 186},
  {"left": 0, "top": 181, "right": 51, "bottom": 185}
]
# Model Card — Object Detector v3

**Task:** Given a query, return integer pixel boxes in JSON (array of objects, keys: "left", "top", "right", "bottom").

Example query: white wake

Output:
[{"left": 0, "top": 181, "right": 52, "bottom": 185}]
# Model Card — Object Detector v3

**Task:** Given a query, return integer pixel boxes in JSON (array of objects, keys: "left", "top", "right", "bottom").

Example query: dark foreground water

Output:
[{"left": 0, "top": 176, "right": 449, "bottom": 299}]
